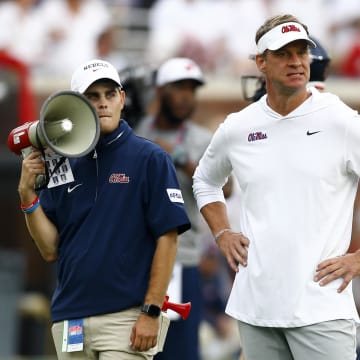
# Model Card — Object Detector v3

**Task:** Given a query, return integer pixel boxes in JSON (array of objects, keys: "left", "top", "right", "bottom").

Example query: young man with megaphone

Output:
[{"left": 15, "top": 59, "right": 191, "bottom": 359}]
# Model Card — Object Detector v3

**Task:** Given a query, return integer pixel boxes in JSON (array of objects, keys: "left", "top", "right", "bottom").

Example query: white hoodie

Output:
[{"left": 193, "top": 87, "right": 360, "bottom": 326}]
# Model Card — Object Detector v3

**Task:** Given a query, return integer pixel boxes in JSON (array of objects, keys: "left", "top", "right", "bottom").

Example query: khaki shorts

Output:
[
  {"left": 51, "top": 308, "right": 170, "bottom": 360},
  {"left": 238, "top": 319, "right": 357, "bottom": 360}
]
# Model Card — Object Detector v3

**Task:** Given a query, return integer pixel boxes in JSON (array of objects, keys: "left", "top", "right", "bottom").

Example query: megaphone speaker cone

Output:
[{"left": 39, "top": 90, "right": 100, "bottom": 157}]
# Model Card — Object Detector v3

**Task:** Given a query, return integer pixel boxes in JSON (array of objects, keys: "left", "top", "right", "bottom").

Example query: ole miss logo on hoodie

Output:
[{"left": 248, "top": 131, "right": 267, "bottom": 142}]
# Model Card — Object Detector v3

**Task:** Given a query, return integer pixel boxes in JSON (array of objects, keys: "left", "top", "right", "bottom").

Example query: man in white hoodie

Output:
[{"left": 193, "top": 13, "right": 360, "bottom": 360}]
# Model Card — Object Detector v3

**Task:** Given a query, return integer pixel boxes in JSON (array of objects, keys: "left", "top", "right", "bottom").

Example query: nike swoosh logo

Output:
[
  {"left": 307, "top": 130, "right": 321, "bottom": 136},
  {"left": 67, "top": 183, "right": 83, "bottom": 193}
]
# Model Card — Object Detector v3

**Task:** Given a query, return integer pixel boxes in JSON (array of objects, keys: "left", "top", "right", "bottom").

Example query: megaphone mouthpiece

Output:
[
  {"left": 39, "top": 90, "right": 100, "bottom": 157},
  {"left": 162, "top": 295, "right": 191, "bottom": 320},
  {"left": 43, "top": 118, "right": 73, "bottom": 142}
]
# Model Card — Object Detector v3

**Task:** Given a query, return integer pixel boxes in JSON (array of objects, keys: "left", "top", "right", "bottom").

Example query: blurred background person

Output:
[
  {"left": 0, "top": 0, "right": 44, "bottom": 67},
  {"left": 223, "top": 0, "right": 268, "bottom": 77},
  {"left": 268, "top": 0, "right": 331, "bottom": 52},
  {"left": 0, "top": 0, "right": 40, "bottom": 127},
  {"left": 34, "top": 0, "right": 112, "bottom": 77},
  {"left": 326, "top": 0, "right": 360, "bottom": 77},
  {"left": 136, "top": 57, "right": 234, "bottom": 359},
  {"left": 146, "top": 0, "right": 232, "bottom": 73},
  {"left": 135, "top": 57, "right": 212, "bottom": 360},
  {"left": 96, "top": 25, "right": 129, "bottom": 72}
]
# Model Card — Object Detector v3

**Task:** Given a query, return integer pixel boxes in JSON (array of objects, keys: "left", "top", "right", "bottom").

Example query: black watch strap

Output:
[{"left": 141, "top": 304, "right": 161, "bottom": 318}]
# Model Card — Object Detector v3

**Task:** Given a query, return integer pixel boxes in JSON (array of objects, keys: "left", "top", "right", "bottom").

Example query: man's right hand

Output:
[
  {"left": 217, "top": 231, "right": 250, "bottom": 272},
  {"left": 18, "top": 151, "right": 45, "bottom": 202}
]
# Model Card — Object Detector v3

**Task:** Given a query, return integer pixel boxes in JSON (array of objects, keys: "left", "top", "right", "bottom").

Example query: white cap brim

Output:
[
  {"left": 71, "top": 59, "right": 122, "bottom": 93},
  {"left": 257, "top": 22, "right": 316, "bottom": 54},
  {"left": 156, "top": 57, "right": 205, "bottom": 87}
]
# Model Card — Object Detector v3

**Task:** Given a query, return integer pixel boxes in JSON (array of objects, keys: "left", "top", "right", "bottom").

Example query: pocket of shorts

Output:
[{"left": 156, "top": 313, "right": 170, "bottom": 352}]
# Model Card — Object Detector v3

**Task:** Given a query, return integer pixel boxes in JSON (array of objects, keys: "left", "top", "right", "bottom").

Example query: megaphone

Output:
[{"left": 7, "top": 90, "right": 100, "bottom": 158}]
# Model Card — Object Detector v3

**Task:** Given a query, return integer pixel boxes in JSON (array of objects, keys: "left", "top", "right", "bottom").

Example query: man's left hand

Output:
[
  {"left": 130, "top": 314, "right": 159, "bottom": 352},
  {"left": 315, "top": 252, "right": 360, "bottom": 292}
]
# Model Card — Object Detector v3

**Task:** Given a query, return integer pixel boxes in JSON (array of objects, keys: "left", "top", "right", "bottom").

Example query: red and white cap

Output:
[
  {"left": 156, "top": 57, "right": 205, "bottom": 87},
  {"left": 257, "top": 22, "right": 316, "bottom": 54},
  {"left": 71, "top": 59, "right": 122, "bottom": 93}
]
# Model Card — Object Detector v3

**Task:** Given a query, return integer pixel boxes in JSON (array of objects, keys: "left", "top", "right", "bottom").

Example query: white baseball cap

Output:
[
  {"left": 71, "top": 59, "right": 122, "bottom": 93},
  {"left": 257, "top": 22, "right": 316, "bottom": 54},
  {"left": 156, "top": 57, "right": 205, "bottom": 87}
]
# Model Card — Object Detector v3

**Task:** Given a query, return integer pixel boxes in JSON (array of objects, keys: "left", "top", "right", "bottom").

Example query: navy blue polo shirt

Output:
[{"left": 40, "top": 120, "right": 191, "bottom": 322}]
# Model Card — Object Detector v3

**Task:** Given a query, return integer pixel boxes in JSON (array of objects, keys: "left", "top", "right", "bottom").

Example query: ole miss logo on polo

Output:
[{"left": 109, "top": 173, "right": 130, "bottom": 183}]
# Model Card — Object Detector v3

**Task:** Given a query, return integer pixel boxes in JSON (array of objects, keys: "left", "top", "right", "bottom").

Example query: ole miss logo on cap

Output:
[{"left": 281, "top": 24, "right": 301, "bottom": 34}]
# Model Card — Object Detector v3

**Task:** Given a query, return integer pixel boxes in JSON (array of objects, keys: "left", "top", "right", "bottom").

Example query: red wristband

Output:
[{"left": 21, "top": 196, "right": 39, "bottom": 211}]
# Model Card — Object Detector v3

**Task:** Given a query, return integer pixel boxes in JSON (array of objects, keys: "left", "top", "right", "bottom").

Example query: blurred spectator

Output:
[
  {"left": 224, "top": 0, "right": 268, "bottom": 76},
  {"left": 268, "top": 0, "right": 331, "bottom": 51},
  {"left": 146, "top": 0, "right": 232, "bottom": 73},
  {"left": 146, "top": 0, "right": 360, "bottom": 78},
  {"left": 0, "top": 51, "right": 36, "bottom": 124},
  {"left": 135, "top": 57, "right": 215, "bottom": 360},
  {"left": 326, "top": 0, "right": 360, "bottom": 76},
  {"left": 0, "top": 0, "right": 40, "bottom": 125},
  {"left": 0, "top": 0, "right": 44, "bottom": 66},
  {"left": 337, "top": 35, "right": 360, "bottom": 77},
  {"left": 96, "top": 26, "right": 129, "bottom": 71},
  {"left": 136, "top": 56, "right": 234, "bottom": 359},
  {"left": 34, "top": 0, "right": 112, "bottom": 77}
]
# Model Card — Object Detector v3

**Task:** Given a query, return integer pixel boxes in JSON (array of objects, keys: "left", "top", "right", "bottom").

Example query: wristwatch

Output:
[
  {"left": 171, "top": 145, "right": 189, "bottom": 167},
  {"left": 141, "top": 304, "right": 161, "bottom": 318}
]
